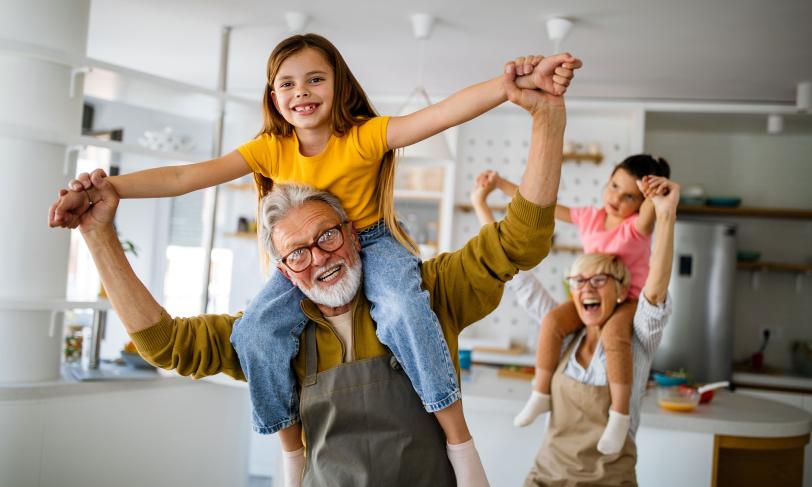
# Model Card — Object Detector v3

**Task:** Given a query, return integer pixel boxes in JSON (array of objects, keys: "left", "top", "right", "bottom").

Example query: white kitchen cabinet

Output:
[{"left": 1, "top": 377, "right": 251, "bottom": 487}]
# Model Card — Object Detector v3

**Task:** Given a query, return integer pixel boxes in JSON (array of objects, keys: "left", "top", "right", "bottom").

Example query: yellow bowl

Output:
[{"left": 657, "top": 386, "right": 699, "bottom": 412}]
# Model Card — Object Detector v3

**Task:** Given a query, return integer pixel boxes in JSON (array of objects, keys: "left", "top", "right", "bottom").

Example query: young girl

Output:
[
  {"left": 471, "top": 155, "right": 670, "bottom": 456},
  {"left": 51, "top": 35, "right": 580, "bottom": 486}
]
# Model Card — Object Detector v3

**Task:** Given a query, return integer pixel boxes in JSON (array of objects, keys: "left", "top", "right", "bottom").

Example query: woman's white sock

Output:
[
  {"left": 281, "top": 447, "right": 305, "bottom": 487},
  {"left": 446, "top": 439, "right": 490, "bottom": 487},
  {"left": 597, "top": 410, "right": 631, "bottom": 455},
  {"left": 513, "top": 391, "right": 551, "bottom": 427}
]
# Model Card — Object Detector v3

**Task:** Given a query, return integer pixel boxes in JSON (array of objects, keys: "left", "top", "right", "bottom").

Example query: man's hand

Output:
[
  {"left": 503, "top": 61, "right": 567, "bottom": 117},
  {"left": 73, "top": 169, "right": 120, "bottom": 235},
  {"left": 514, "top": 53, "right": 582, "bottom": 96}
]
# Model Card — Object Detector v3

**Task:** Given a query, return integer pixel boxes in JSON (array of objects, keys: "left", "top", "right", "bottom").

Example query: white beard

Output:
[{"left": 299, "top": 257, "right": 362, "bottom": 308}]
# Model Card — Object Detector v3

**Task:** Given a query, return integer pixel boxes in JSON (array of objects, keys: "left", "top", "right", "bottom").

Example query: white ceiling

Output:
[{"left": 87, "top": 0, "right": 812, "bottom": 105}]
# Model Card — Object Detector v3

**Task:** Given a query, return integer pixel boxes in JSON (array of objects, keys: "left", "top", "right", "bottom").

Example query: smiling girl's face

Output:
[
  {"left": 270, "top": 47, "right": 335, "bottom": 132},
  {"left": 602, "top": 168, "right": 644, "bottom": 219}
]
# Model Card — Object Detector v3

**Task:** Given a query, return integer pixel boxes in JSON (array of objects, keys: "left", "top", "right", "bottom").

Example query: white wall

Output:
[
  {"left": 79, "top": 97, "right": 214, "bottom": 358},
  {"left": 646, "top": 125, "right": 812, "bottom": 370},
  {"left": 451, "top": 105, "right": 641, "bottom": 349}
]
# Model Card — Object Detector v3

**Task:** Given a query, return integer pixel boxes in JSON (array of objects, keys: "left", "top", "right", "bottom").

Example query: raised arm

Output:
[
  {"left": 75, "top": 169, "right": 243, "bottom": 379},
  {"left": 634, "top": 199, "right": 656, "bottom": 235},
  {"left": 470, "top": 170, "right": 499, "bottom": 225},
  {"left": 423, "top": 61, "right": 570, "bottom": 327},
  {"left": 50, "top": 150, "right": 251, "bottom": 228},
  {"left": 554, "top": 204, "right": 572, "bottom": 223},
  {"left": 503, "top": 63, "right": 566, "bottom": 208},
  {"left": 640, "top": 176, "right": 680, "bottom": 304},
  {"left": 76, "top": 170, "right": 170, "bottom": 331},
  {"left": 386, "top": 54, "right": 580, "bottom": 150}
]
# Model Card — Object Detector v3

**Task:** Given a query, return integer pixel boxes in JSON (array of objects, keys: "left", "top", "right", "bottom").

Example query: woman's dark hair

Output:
[{"left": 611, "top": 154, "right": 670, "bottom": 179}]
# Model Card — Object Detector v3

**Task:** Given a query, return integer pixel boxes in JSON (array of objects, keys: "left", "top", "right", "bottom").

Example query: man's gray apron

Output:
[{"left": 300, "top": 322, "right": 456, "bottom": 486}]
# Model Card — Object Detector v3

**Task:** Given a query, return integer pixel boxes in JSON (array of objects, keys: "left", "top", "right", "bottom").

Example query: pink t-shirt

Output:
[{"left": 569, "top": 207, "right": 651, "bottom": 299}]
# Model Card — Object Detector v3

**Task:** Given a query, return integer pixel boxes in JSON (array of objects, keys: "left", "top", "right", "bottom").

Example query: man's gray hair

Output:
[{"left": 259, "top": 183, "right": 349, "bottom": 259}]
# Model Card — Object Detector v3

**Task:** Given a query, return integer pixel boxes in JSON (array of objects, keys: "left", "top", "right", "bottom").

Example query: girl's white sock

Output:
[
  {"left": 446, "top": 439, "right": 490, "bottom": 487},
  {"left": 281, "top": 447, "right": 305, "bottom": 487},
  {"left": 597, "top": 410, "right": 631, "bottom": 455},
  {"left": 513, "top": 391, "right": 551, "bottom": 427}
]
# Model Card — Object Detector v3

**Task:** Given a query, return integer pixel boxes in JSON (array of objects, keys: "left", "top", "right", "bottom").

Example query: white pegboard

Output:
[{"left": 452, "top": 108, "right": 640, "bottom": 351}]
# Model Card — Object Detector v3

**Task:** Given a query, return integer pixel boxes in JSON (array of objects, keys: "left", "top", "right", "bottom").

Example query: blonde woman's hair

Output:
[
  {"left": 252, "top": 33, "right": 417, "bottom": 267},
  {"left": 570, "top": 253, "right": 631, "bottom": 293}
]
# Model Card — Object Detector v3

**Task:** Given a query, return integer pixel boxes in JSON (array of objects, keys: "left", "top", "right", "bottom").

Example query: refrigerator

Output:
[{"left": 653, "top": 220, "right": 737, "bottom": 383}]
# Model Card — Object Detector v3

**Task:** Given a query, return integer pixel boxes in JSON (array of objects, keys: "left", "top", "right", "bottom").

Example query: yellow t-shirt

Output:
[{"left": 237, "top": 117, "right": 390, "bottom": 230}]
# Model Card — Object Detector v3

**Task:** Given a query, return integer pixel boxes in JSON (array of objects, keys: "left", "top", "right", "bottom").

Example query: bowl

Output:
[
  {"left": 736, "top": 250, "right": 761, "bottom": 263},
  {"left": 705, "top": 196, "right": 742, "bottom": 207},
  {"left": 680, "top": 384, "right": 715, "bottom": 404},
  {"left": 679, "top": 196, "right": 705, "bottom": 206},
  {"left": 120, "top": 351, "right": 155, "bottom": 369},
  {"left": 658, "top": 387, "right": 699, "bottom": 412},
  {"left": 653, "top": 372, "right": 689, "bottom": 387}
]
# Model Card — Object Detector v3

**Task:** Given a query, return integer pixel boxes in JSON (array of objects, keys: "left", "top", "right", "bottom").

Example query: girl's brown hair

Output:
[{"left": 253, "top": 33, "right": 417, "bottom": 264}]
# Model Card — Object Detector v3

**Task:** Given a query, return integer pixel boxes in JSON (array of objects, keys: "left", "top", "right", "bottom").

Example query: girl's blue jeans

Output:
[{"left": 230, "top": 220, "right": 461, "bottom": 434}]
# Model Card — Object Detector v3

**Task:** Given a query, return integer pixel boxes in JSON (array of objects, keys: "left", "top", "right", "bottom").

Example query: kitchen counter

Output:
[
  {"left": 462, "top": 365, "right": 812, "bottom": 487},
  {"left": 463, "top": 365, "right": 812, "bottom": 437},
  {"left": 733, "top": 371, "right": 812, "bottom": 393},
  {"left": 1, "top": 363, "right": 251, "bottom": 487},
  {"left": 0, "top": 363, "right": 182, "bottom": 400}
]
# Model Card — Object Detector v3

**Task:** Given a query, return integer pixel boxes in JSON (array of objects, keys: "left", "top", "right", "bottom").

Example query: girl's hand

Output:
[
  {"left": 643, "top": 177, "right": 680, "bottom": 218},
  {"left": 48, "top": 171, "right": 100, "bottom": 228},
  {"left": 513, "top": 53, "right": 582, "bottom": 96},
  {"left": 503, "top": 62, "right": 566, "bottom": 115},
  {"left": 638, "top": 175, "right": 671, "bottom": 199},
  {"left": 49, "top": 187, "right": 92, "bottom": 229},
  {"left": 471, "top": 170, "right": 498, "bottom": 202}
]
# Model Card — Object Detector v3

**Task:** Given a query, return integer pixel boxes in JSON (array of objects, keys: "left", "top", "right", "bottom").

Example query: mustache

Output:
[{"left": 312, "top": 258, "right": 347, "bottom": 281}]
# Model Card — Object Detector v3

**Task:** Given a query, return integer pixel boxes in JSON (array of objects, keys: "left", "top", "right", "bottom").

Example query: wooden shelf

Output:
[
  {"left": 551, "top": 245, "right": 582, "bottom": 254},
  {"left": 223, "top": 232, "right": 256, "bottom": 239},
  {"left": 563, "top": 152, "right": 603, "bottom": 164},
  {"left": 737, "top": 262, "right": 812, "bottom": 273},
  {"left": 225, "top": 183, "right": 256, "bottom": 192},
  {"left": 455, "top": 203, "right": 507, "bottom": 213},
  {"left": 394, "top": 189, "right": 444, "bottom": 202},
  {"left": 678, "top": 205, "right": 812, "bottom": 220}
]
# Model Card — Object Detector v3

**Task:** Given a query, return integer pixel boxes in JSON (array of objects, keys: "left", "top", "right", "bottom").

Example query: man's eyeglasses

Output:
[
  {"left": 566, "top": 274, "right": 621, "bottom": 290},
  {"left": 278, "top": 222, "right": 347, "bottom": 273}
]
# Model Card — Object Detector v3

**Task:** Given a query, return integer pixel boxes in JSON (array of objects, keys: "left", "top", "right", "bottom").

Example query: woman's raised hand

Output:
[
  {"left": 471, "top": 170, "right": 498, "bottom": 203},
  {"left": 641, "top": 176, "right": 680, "bottom": 218}
]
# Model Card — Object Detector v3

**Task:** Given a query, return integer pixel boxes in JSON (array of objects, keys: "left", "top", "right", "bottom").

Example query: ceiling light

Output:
[
  {"left": 546, "top": 17, "right": 574, "bottom": 52},
  {"left": 398, "top": 13, "right": 453, "bottom": 162},
  {"left": 767, "top": 114, "right": 783, "bottom": 135},
  {"left": 797, "top": 81, "right": 811, "bottom": 112},
  {"left": 285, "top": 12, "right": 309, "bottom": 33},
  {"left": 410, "top": 13, "right": 434, "bottom": 40}
]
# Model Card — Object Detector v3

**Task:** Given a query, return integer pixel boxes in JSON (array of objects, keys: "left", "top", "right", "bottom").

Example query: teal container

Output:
[{"left": 458, "top": 349, "right": 472, "bottom": 370}]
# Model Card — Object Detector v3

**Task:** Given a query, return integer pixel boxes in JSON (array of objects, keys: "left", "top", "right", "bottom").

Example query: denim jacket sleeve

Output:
[
  {"left": 421, "top": 191, "right": 555, "bottom": 333},
  {"left": 129, "top": 309, "right": 246, "bottom": 381}
]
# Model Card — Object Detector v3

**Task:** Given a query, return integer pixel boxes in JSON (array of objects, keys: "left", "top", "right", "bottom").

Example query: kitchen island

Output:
[
  {"left": 0, "top": 364, "right": 251, "bottom": 487},
  {"left": 462, "top": 365, "right": 812, "bottom": 487}
]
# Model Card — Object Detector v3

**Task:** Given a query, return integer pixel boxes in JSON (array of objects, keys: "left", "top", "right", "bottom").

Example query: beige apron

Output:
[
  {"left": 299, "top": 322, "right": 456, "bottom": 486},
  {"left": 524, "top": 336, "right": 637, "bottom": 487}
]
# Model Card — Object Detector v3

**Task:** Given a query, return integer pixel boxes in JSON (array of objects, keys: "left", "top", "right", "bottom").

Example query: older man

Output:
[{"left": 70, "top": 68, "right": 565, "bottom": 486}]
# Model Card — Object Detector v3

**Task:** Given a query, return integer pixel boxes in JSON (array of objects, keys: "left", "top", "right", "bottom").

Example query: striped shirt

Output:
[{"left": 506, "top": 270, "right": 672, "bottom": 437}]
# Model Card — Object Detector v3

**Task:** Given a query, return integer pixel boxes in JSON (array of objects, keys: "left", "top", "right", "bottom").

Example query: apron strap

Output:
[{"left": 303, "top": 321, "right": 318, "bottom": 386}]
